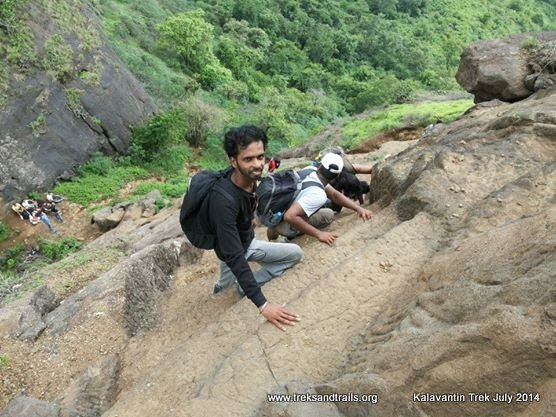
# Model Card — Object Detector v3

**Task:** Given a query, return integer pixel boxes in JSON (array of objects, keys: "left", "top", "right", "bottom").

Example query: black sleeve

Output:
[{"left": 209, "top": 191, "right": 267, "bottom": 308}]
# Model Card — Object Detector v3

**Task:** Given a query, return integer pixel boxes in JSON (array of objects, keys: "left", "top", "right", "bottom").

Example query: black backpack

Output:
[
  {"left": 256, "top": 168, "right": 323, "bottom": 227},
  {"left": 179, "top": 168, "right": 234, "bottom": 249}
]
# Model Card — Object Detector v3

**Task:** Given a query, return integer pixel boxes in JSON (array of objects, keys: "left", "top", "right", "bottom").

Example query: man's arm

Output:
[
  {"left": 211, "top": 192, "right": 266, "bottom": 307},
  {"left": 351, "top": 163, "right": 373, "bottom": 174},
  {"left": 325, "top": 185, "right": 373, "bottom": 220},
  {"left": 284, "top": 202, "right": 337, "bottom": 245}
]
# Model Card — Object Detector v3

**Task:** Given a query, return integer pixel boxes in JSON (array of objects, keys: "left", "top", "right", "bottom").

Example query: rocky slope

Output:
[
  {"left": 0, "top": 35, "right": 555, "bottom": 417},
  {"left": 0, "top": 0, "right": 156, "bottom": 210}
]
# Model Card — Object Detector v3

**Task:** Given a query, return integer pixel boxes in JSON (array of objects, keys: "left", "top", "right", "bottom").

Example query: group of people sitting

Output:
[{"left": 11, "top": 193, "right": 64, "bottom": 234}]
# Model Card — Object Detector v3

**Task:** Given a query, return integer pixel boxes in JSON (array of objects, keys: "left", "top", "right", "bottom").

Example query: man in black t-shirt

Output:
[{"left": 209, "top": 125, "right": 303, "bottom": 331}]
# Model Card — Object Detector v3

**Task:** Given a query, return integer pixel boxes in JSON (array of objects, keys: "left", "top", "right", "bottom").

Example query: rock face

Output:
[
  {"left": 0, "top": 1, "right": 156, "bottom": 205},
  {"left": 456, "top": 32, "right": 556, "bottom": 102},
  {"left": 59, "top": 354, "right": 120, "bottom": 417}
]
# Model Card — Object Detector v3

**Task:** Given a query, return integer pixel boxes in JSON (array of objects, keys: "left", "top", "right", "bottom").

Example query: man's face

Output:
[{"left": 230, "top": 140, "right": 265, "bottom": 181}]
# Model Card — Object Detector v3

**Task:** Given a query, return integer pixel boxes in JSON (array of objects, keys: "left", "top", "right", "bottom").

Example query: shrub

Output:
[
  {"left": 6, "top": 26, "right": 37, "bottom": 70},
  {"left": 198, "top": 60, "right": 233, "bottom": 89},
  {"left": 79, "top": 152, "right": 114, "bottom": 176},
  {"left": 43, "top": 34, "right": 73, "bottom": 81},
  {"left": 39, "top": 237, "right": 82, "bottom": 261},
  {"left": 27, "top": 191, "right": 41, "bottom": 200},
  {"left": 130, "top": 110, "right": 187, "bottom": 162},
  {"left": 181, "top": 96, "right": 229, "bottom": 148},
  {"left": 0, "top": 244, "right": 25, "bottom": 272},
  {"left": 132, "top": 174, "right": 189, "bottom": 199}
]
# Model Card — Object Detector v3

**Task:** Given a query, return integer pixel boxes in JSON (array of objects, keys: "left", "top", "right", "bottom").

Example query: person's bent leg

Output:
[
  {"left": 273, "top": 221, "right": 299, "bottom": 239},
  {"left": 213, "top": 261, "right": 237, "bottom": 294},
  {"left": 308, "top": 208, "right": 335, "bottom": 229},
  {"left": 246, "top": 239, "right": 303, "bottom": 285}
]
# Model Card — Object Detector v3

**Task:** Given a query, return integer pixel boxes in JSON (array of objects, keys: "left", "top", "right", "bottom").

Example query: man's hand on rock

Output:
[
  {"left": 260, "top": 302, "right": 300, "bottom": 332},
  {"left": 317, "top": 231, "right": 338, "bottom": 245},
  {"left": 357, "top": 207, "right": 373, "bottom": 221}
]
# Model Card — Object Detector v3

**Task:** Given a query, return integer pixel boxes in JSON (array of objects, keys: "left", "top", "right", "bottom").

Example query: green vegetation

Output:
[
  {"left": 2, "top": 0, "right": 555, "bottom": 211},
  {"left": 27, "top": 191, "right": 41, "bottom": 200},
  {"left": 38, "top": 237, "right": 82, "bottom": 261},
  {"left": 340, "top": 99, "right": 472, "bottom": 148},
  {"left": 54, "top": 163, "right": 148, "bottom": 206},
  {"left": 66, "top": 87, "right": 83, "bottom": 112},
  {"left": 0, "top": 0, "right": 104, "bottom": 109},
  {"left": 43, "top": 33, "right": 73, "bottom": 81},
  {"left": 132, "top": 174, "right": 189, "bottom": 199},
  {"left": 1, "top": 244, "right": 27, "bottom": 274},
  {"left": 0, "top": 240, "right": 124, "bottom": 304},
  {"left": 0, "top": 64, "right": 8, "bottom": 106},
  {"left": 0, "top": 355, "right": 9, "bottom": 368},
  {"left": 29, "top": 112, "right": 47, "bottom": 136},
  {"left": 0, "top": 221, "right": 10, "bottom": 242}
]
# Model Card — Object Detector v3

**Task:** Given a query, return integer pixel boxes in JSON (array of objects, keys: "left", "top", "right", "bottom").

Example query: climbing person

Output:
[
  {"left": 314, "top": 146, "right": 373, "bottom": 175},
  {"left": 266, "top": 153, "right": 372, "bottom": 244},
  {"left": 180, "top": 125, "right": 303, "bottom": 332},
  {"left": 325, "top": 169, "right": 371, "bottom": 212}
]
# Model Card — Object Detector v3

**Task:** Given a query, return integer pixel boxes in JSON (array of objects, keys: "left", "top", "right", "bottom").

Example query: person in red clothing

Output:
[{"left": 267, "top": 156, "right": 281, "bottom": 173}]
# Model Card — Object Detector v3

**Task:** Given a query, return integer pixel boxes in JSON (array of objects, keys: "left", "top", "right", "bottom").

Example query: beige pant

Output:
[{"left": 272, "top": 208, "right": 335, "bottom": 239}]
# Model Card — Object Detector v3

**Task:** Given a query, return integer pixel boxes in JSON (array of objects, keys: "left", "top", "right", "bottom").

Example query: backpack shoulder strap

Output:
[
  {"left": 298, "top": 168, "right": 324, "bottom": 191},
  {"left": 212, "top": 178, "right": 236, "bottom": 205},
  {"left": 300, "top": 180, "right": 324, "bottom": 191}
]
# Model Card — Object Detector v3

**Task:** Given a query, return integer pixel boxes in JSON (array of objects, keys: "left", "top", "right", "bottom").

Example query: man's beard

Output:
[{"left": 238, "top": 164, "right": 262, "bottom": 181}]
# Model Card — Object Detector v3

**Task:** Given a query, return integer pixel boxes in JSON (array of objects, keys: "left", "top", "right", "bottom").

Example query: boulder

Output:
[
  {"left": 30, "top": 285, "right": 57, "bottom": 316},
  {"left": 92, "top": 206, "right": 126, "bottom": 231},
  {"left": 456, "top": 32, "right": 556, "bottom": 102},
  {"left": 16, "top": 305, "right": 46, "bottom": 341}
]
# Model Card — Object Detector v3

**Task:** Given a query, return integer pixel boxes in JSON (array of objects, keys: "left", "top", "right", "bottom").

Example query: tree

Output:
[
  {"left": 157, "top": 9, "right": 215, "bottom": 72},
  {"left": 262, "top": 39, "right": 307, "bottom": 83},
  {"left": 303, "top": 23, "right": 337, "bottom": 66}
]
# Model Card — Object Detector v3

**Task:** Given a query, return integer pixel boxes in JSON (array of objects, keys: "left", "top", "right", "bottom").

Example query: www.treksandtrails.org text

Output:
[{"left": 267, "top": 392, "right": 379, "bottom": 404}]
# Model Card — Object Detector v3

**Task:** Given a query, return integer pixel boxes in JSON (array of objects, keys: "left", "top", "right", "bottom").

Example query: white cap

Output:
[{"left": 320, "top": 152, "right": 344, "bottom": 176}]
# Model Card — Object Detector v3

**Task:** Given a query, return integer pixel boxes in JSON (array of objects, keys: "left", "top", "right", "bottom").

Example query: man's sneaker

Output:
[{"left": 266, "top": 228, "right": 279, "bottom": 241}]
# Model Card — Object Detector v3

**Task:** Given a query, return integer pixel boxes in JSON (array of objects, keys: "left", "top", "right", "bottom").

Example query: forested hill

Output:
[
  {"left": 99, "top": 0, "right": 556, "bottom": 143},
  {"left": 103, "top": 0, "right": 556, "bottom": 97}
]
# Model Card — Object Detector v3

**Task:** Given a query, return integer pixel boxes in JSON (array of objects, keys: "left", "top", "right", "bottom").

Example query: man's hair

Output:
[{"left": 224, "top": 125, "right": 268, "bottom": 157}]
